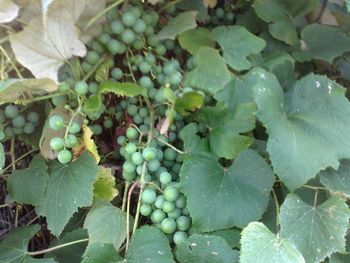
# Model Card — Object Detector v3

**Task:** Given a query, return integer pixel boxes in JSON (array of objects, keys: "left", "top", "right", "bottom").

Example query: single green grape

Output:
[
  {"left": 164, "top": 148, "right": 176, "bottom": 161},
  {"left": 140, "top": 204, "right": 152, "bottom": 216},
  {"left": 4, "top": 105, "right": 19, "bottom": 119},
  {"left": 176, "top": 216, "right": 191, "bottom": 231},
  {"left": 50, "top": 137, "right": 65, "bottom": 151},
  {"left": 107, "top": 39, "right": 123, "bottom": 55},
  {"left": 159, "top": 172, "right": 172, "bottom": 185},
  {"left": 117, "top": 135, "right": 127, "bottom": 145},
  {"left": 13, "top": 127, "right": 23, "bottom": 135},
  {"left": 163, "top": 62, "right": 177, "bottom": 76},
  {"left": 49, "top": 115, "right": 64, "bottom": 131},
  {"left": 147, "top": 158, "right": 160, "bottom": 172},
  {"left": 163, "top": 200, "right": 175, "bottom": 213},
  {"left": 125, "top": 142, "right": 137, "bottom": 155},
  {"left": 4, "top": 127, "right": 14, "bottom": 137},
  {"left": 133, "top": 38, "right": 145, "bottom": 50},
  {"left": 12, "top": 115, "right": 25, "bottom": 128},
  {"left": 74, "top": 81, "right": 88, "bottom": 95},
  {"left": 127, "top": 104, "right": 138, "bottom": 116},
  {"left": 173, "top": 231, "right": 188, "bottom": 245},
  {"left": 23, "top": 122, "right": 35, "bottom": 134},
  {"left": 122, "top": 171, "right": 135, "bottom": 181},
  {"left": 27, "top": 112, "right": 39, "bottom": 124},
  {"left": 131, "top": 152, "right": 143, "bottom": 165},
  {"left": 141, "top": 188, "right": 157, "bottom": 204},
  {"left": 122, "top": 12, "right": 137, "bottom": 26},
  {"left": 133, "top": 114, "right": 143, "bottom": 125},
  {"left": 123, "top": 161, "right": 136, "bottom": 173},
  {"left": 154, "top": 195, "right": 165, "bottom": 209},
  {"left": 98, "top": 33, "right": 111, "bottom": 44},
  {"left": 111, "top": 67, "right": 123, "bottom": 80},
  {"left": 167, "top": 208, "right": 182, "bottom": 219},
  {"left": 126, "top": 127, "right": 138, "bottom": 140},
  {"left": 91, "top": 124, "right": 102, "bottom": 135},
  {"left": 121, "top": 29, "right": 136, "bottom": 44},
  {"left": 58, "top": 82, "right": 70, "bottom": 92},
  {"left": 68, "top": 122, "right": 81, "bottom": 134},
  {"left": 164, "top": 186, "right": 179, "bottom": 202},
  {"left": 161, "top": 218, "right": 176, "bottom": 234},
  {"left": 175, "top": 194, "right": 186, "bottom": 209},
  {"left": 215, "top": 7, "right": 225, "bottom": 18},
  {"left": 86, "top": 50, "right": 100, "bottom": 64},
  {"left": 142, "top": 147, "right": 156, "bottom": 161},
  {"left": 57, "top": 149, "right": 72, "bottom": 164},
  {"left": 103, "top": 119, "right": 113, "bottom": 129},
  {"left": 111, "top": 20, "right": 125, "bottom": 34},
  {"left": 139, "top": 61, "right": 151, "bottom": 74},
  {"left": 133, "top": 19, "right": 146, "bottom": 33},
  {"left": 65, "top": 134, "right": 78, "bottom": 148},
  {"left": 139, "top": 76, "right": 154, "bottom": 89},
  {"left": 151, "top": 209, "right": 166, "bottom": 224},
  {"left": 155, "top": 44, "right": 166, "bottom": 56}
]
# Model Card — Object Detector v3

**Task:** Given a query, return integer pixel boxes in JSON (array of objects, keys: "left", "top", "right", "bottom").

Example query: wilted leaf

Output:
[{"left": 72, "top": 125, "right": 100, "bottom": 163}]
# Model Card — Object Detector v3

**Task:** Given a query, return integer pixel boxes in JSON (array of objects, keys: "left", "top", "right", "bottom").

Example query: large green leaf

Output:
[
  {"left": 320, "top": 160, "right": 350, "bottom": 196},
  {"left": 176, "top": 234, "right": 239, "bottom": 263},
  {"left": 81, "top": 243, "right": 122, "bottom": 263},
  {"left": 294, "top": 24, "right": 350, "bottom": 63},
  {"left": 0, "top": 78, "right": 57, "bottom": 105},
  {"left": 93, "top": 166, "right": 118, "bottom": 202},
  {"left": 280, "top": 194, "right": 350, "bottom": 262},
  {"left": 7, "top": 155, "right": 49, "bottom": 206},
  {"left": 211, "top": 26, "right": 266, "bottom": 71},
  {"left": 240, "top": 222, "right": 305, "bottom": 263},
  {"left": 178, "top": 27, "right": 215, "bottom": 55},
  {"left": 158, "top": 11, "right": 197, "bottom": 40},
  {"left": 251, "top": 68, "right": 350, "bottom": 191},
  {"left": 179, "top": 123, "right": 209, "bottom": 154},
  {"left": 180, "top": 149, "right": 274, "bottom": 231},
  {"left": 125, "top": 226, "right": 175, "bottom": 263},
  {"left": 84, "top": 201, "right": 127, "bottom": 250},
  {"left": 268, "top": 20, "right": 298, "bottom": 46},
  {"left": 185, "top": 47, "right": 230, "bottom": 95},
  {"left": 195, "top": 102, "right": 256, "bottom": 159},
  {"left": 40, "top": 151, "right": 99, "bottom": 236},
  {"left": 0, "top": 225, "right": 57, "bottom": 262}
]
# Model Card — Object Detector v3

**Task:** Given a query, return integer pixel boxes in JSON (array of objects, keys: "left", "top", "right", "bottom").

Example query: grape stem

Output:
[
  {"left": 16, "top": 92, "right": 68, "bottom": 104},
  {"left": 122, "top": 181, "right": 130, "bottom": 212},
  {"left": 27, "top": 238, "right": 89, "bottom": 256},
  {"left": 126, "top": 181, "right": 139, "bottom": 252},
  {"left": 155, "top": 136, "right": 185, "bottom": 154},
  {"left": 271, "top": 188, "right": 280, "bottom": 233}
]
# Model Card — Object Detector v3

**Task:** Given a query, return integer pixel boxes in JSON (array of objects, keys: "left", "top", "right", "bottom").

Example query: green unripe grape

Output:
[
  {"left": 126, "top": 127, "right": 138, "bottom": 140},
  {"left": 121, "top": 29, "right": 136, "bottom": 44},
  {"left": 148, "top": 88, "right": 157, "bottom": 100},
  {"left": 182, "top": 207, "right": 190, "bottom": 216},
  {"left": 161, "top": 218, "right": 176, "bottom": 234},
  {"left": 27, "top": 112, "right": 39, "bottom": 124},
  {"left": 5, "top": 105, "right": 19, "bottom": 119},
  {"left": 91, "top": 41, "right": 104, "bottom": 54},
  {"left": 12, "top": 115, "right": 25, "bottom": 128},
  {"left": 49, "top": 115, "right": 64, "bottom": 131},
  {"left": 57, "top": 149, "right": 72, "bottom": 164},
  {"left": 155, "top": 44, "right": 166, "bottom": 56},
  {"left": 163, "top": 160, "right": 174, "bottom": 169},
  {"left": 169, "top": 72, "right": 182, "bottom": 86},
  {"left": 127, "top": 104, "right": 138, "bottom": 116},
  {"left": 122, "top": 12, "right": 137, "bottom": 26},
  {"left": 165, "top": 4, "right": 176, "bottom": 14},
  {"left": 155, "top": 195, "right": 165, "bottom": 209},
  {"left": 164, "top": 148, "right": 176, "bottom": 161},
  {"left": 68, "top": 122, "right": 81, "bottom": 134},
  {"left": 159, "top": 172, "right": 172, "bottom": 185},
  {"left": 106, "top": 9, "right": 119, "bottom": 21},
  {"left": 143, "top": 116, "right": 150, "bottom": 125},
  {"left": 226, "top": 12, "right": 234, "bottom": 21},
  {"left": 98, "top": 33, "right": 111, "bottom": 44},
  {"left": 215, "top": 7, "right": 225, "bottom": 18},
  {"left": 139, "top": 124, "right": 149, "bottom": 133},
  {"left": 140, "top": 204, "right": 152, "bottom": 216},
  {"left": 167, "top": 208, "right": 182, "bottom": 219},
  {"left": 164, "top": 186, "right": 179, "bottom": 202},
  {"left": 133, "top": 38, "right": 144, "bottom": 50},
  {"left": 186, "top": 57, "right": 197, "bottom": 70},
  {"left": 52, "top": 95, "right": 68, "bottom": 107},
  {"left": 136, "top": 164, "right": 146, "bottom": 175},
  {"left": 151, "top": 209, "right": 166, "bottom": 224},
  {"left": 23, "top": 122, "right": 35, "bottom": 134},
  {"left": 147, "top": 158, "right": 160, "bottom": 172},
  {"left": 131, "top": 152, "right": 143, "bottom": 165},
  {"left": 13, "top": 127, "right": 23, "bottom": 135},
  {"left": 123, "top": 161, "right": 136, "bottom": 173},
  {"left": 58, "top": 82, "right": 70, "bottom": 92},
  {"left": 155, "top": 89, "right": 165, "bottom": 103},
  {"left": 133, "top": 114, "right": 143, "bottom": 125},
  {"left": 164, "top": 39, "right": 175, "bottom": 50},
  {"left": 156, "top": 149, "right": 163, "bottom": 161},
  {"left": 176, "top": 216, "right": 191, "bottom": 231},
  {"left": 103, "top": 119, "right": 113, "bottom": 129},
  {"left": 107, "top": 39, "right": 123, "bottom": 55},
  {"left": 144, "top": 26, "right": 154, "bottom": 35},
  {"left": 65, "top": 134, "right": 78, "bottom": 148},
  {"left": 150, "top": 11, "right": 159, "bottom": 24},
  {"left": 4, "top": 127, "right": 14, "bottom": 137},
  {"left": 50, "top": 137, "right": 65, "bottom": 151},
  {"left": 142, "top": 13, "right": 153, "bottom": 25},
  {"left": 117, "top": 135, "right": 127, "bottom": 145},
  {"left": 133, "top": 19, "right": 146, "bottom": 33},
  {"left": 173, "top": 231, "right": 188, "bottom": 245},
  {"left": 142, "top": 147, "right": 156, "bottom": 161},
  {"left": 111, "top": 20, "right": 125, "bottom": 34},
  {"left": 120, "top": 100, "right": 128, "bottom": 110},
  {"left": 111, "top": 68, "right": 123, "bottom": 80},
  {"left": 139, "top": 61, "right": 151, "bottom": 74},
  {"left": 75, "top": 81, "right": 88, "bottom": 95},
  {"left": 163, "top": 200, "right": 175, "bottom": 213},
  {"left": 90, "top": 124, "right": 102, "bottom": 135},
  {"left": 147, "top": 34, "right": 159, "bottom": 47},
  {"left": 129, "top": 6, "right": 142, "bottom": 18},
  {"left": 82, "top": 61, "right": 93, "bottom": 73},
  {"left": 125, "top": 143, "right": 137, "bottom": 155},
  {"left": 172, "top": 163, "right": 182, "bottom": 174},
  {"left": 86, "top": 50, "right": 100, "bottom": 64},
  {"left": 122, "top": 171, "right": 135, "bottom": 181},
  {"left": 175, "top": 194, "right": 186, "bottom": 209},
  {"left": 139, "top": 76, "right": 153, "bottom": 89},
  {"left": 141, "top": 188, "right": 157, "bottom": 204},
  {"left": 163, "top": 62, "right": 177, "bottom": 76}
]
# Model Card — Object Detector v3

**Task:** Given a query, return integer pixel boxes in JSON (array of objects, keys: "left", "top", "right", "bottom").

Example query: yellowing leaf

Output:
[
  {"left": 203, "top": 0, "right": 217, "bottom": 8},
  {"left": 73, "top": 126, "right": 100, "bottom": 164},
  {"left": 93, "top": 166, "right": 118, "bottom": 202}
]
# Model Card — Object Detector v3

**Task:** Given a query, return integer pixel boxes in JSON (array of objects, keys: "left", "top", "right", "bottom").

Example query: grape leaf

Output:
[
  {"left": 268, "top": 20, "right": 298, "bottom": 46},
  {"left": 40, "top": 151, "right": 99, "bottom": 236},
  {"left": 93, "top": 166, "right": 118, "bottom": 202},
  {"left": 180, "top": 123, "right": 209, "bottom": 154},
  {"left": 47, "top": 228, "right": 88, "bottom": 263},
  {"left": 0, "top": 0, "right": 19, "bottom": 23},
  {"left": 82, "top": 243, "right": 122, "bottom": 263},
  {"left": 196, "top": 102, "right": 256, "bottom": 159},
  {"left": 158, "top": 11, "right": 198, "bottom": 40},
  {"left": 280, "top": 194, "right": 350, "bottom": 262},
  {"left": 319, "top": 160, "right": 350, "bottom": 197},
  {"left": 294, "top": 24, "right": 350, "bottom": 63},
  {"left": 0, "top": 225, "right": 57, "bottom": 262},
  {"left": 10, "top": 12, "right": 86, "bottom": 82},
  {"left": 250, "top": 68, "right": 350, "bottom": 191},
  {"left": 177, "top": 0, "right": 208, "bottom": 19},
  {"left": 125, "top": 226, "right": 175, "bottom": 263},
  {"left": 208, "top": 229, "right": 241, "bottom": 248},
  {"left": 7, "top": 155, "right": 49, "bottom": 206},
  {"left": 84, "top": 81, "right": 147, "bottom": 112},
  {"left": 240, "top": 222, "right": 305, "bottom": 263},
  {"left": 0, "top": 78, "right": 58, "bottom": 105},
  {"left": 84, "top": 201, "right": 127, "bottom": 250},
  {"left": 176, "top": 234, "right": 239, "bottom": 263},
  {"left": 185, "top": 47, "right": 230, "bottom": 95},
  {"left": 178, "top": 27, "right": 215, "bottom": 55},
  {"left": 180, "top": 149, "right": 274, "bottom": 231},
  {"left": 175, "top": 91, "right": 204, "bottom": 116},
  {"left": 72, "top": 125, "right": 100, "bottom": 163},
  {"left": 211, "top": 26, "right": 266, "bottom": 71}
]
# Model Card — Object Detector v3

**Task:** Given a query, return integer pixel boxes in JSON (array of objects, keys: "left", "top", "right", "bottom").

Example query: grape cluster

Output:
[{"left": 0, "top": 104, "right": 40, "bottom": 138}]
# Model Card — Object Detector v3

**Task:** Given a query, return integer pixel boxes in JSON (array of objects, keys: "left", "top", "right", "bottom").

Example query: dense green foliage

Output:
[{"left": 1, "top": 0, "right": 350, "bottom": 262}]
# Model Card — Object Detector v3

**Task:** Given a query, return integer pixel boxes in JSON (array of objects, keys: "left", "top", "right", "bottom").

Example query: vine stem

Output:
[
  {"left": 122, "top": 181, "right": 130, "bottom": 212},
  {"left": 302, "top": 184, "right": 328, "bottom": 191},
  {"left": 17, "top": 92, "right": 67, "bottom": 104},
  {"left": 84, "top": 0, "right": 125, "bottom": 32},
  {"left": 1, "top": 149, "right": 37, "bottom": 176},
  {"left": 126, "top": 181, "right": 139, "bottom": 253},
  {"left": 155, "top": 136, "right": 185, "bottom": 154},
  {"left": 271, "top": 188, "right": 280, "bottom": 233},
  {"left": 27, "top": 238, "right": 89, "bottom": 256},
  {"left": 0, "top": 45, "right": 23, "bottom": 79}
]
